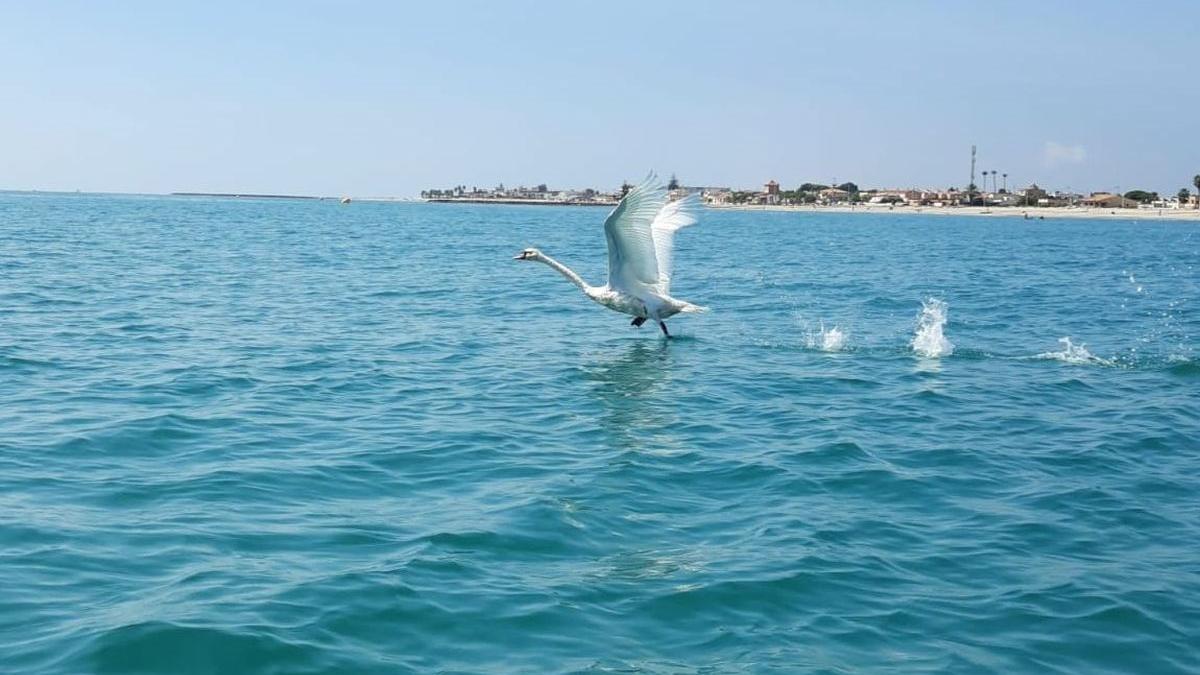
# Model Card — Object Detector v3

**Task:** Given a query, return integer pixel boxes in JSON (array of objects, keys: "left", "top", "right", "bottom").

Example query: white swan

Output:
[{"left": 514, "top": 174, "right": 707, "bottom": 337}]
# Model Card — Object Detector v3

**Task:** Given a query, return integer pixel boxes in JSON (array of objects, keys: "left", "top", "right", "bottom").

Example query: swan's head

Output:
[{"left": 513, "top": 247, "right": 542, "bottom": 261}]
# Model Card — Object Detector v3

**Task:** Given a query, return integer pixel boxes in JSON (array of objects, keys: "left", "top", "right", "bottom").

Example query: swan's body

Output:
[{"left": 515, "top": 174, "right": 706, "bottom": 336}]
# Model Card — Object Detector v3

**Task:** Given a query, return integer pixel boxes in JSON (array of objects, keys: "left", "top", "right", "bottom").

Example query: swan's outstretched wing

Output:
[
  {"left": 604, "top": 174, "right": 667, "bottom": 291},
  {"left": 651, "top": 192, "right": 700, "bottom": 294}
]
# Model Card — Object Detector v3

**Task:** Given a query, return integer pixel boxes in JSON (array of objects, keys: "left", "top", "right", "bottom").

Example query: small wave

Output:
[
  {"left": 0, "top": 354, "right": 56, "bottom": 371},
  {"left": 911, "top": 298, "right": 953, "bottom": 358},
  {"left": 1166, "top": 355, "right": 1200, "bottom": 377},
  {"left": 804, "top": 322, "right": 848, "bottom": 352},
  {"left": 87, "top": 622, "right": 314, "bottom": 674},
  {"left": 1035, "top": 338, "right": 1114, "bottom": 366}
]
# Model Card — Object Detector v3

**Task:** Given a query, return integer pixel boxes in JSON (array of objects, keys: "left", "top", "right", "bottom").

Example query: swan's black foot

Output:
[
  {"left": 658, "top": 321, "right": 670, "bottom": 338},
  {"left": 631, "top": 317, "right": 646, "bottom": 328}
]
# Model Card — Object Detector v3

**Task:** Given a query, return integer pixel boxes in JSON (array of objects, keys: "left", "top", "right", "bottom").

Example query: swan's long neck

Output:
[{"left": 537, "top": 253, "right": 592, "bottom": 292}]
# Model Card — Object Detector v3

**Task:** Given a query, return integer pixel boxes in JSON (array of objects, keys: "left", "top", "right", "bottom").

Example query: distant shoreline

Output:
[
  {"left": 713, "top": 203, "right": 1200, "bottom": 221},
  {"left": 171, "top": 192, "right": 322, "bottom": 200},
  {"left": 424, "top": 198, "right": 1200, "bottom": 221}
]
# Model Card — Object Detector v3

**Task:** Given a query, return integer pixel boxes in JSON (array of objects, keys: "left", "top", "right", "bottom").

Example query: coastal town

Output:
[
  {"left": 422, "top": 176, "right": 1200, "bottom": 213},
  {"left": 422, "top": 145, "right": 1200, "bottom": 217}
]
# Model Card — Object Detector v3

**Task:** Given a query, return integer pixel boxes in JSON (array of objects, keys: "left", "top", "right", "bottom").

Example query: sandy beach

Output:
[{"left": 713, "top": 203, "right": 1200, "bottom": 221}]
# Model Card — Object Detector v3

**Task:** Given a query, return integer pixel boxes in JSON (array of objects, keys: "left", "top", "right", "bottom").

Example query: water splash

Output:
[
  {"left": 805, "top": 322, "right": 848, "bottom": 352},
  {"left": 1036, "top": 337, "right": 1113, "bottom": 366},
  {"left": 911, "top": 298, "right": 953, "bottom": 358}
]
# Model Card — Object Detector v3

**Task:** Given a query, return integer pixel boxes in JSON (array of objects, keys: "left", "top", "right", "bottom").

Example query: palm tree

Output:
[
  {"left": 981, "top": 171, "right": 989, "bottom": 194},
  {"left": 1193, "top": 175, "right": 1200, "bottom": 209},
  {"left": 1002, "top": 173, "right": 1008, "bottom": 193}
]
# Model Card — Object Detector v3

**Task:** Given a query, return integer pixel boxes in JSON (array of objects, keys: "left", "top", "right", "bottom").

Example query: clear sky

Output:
[{"left": 3, "top": 1, "right": 1197, "bottom": 196}]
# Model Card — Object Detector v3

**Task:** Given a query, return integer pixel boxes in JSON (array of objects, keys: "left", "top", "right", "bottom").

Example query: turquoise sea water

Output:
[{"left": 2, "top": 192, "right": 1198, "bottom": 673}]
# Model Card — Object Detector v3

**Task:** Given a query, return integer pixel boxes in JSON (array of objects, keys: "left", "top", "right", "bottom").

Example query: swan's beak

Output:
[{"left": 513, "top": 251, "right": 530, "bottom": 260}]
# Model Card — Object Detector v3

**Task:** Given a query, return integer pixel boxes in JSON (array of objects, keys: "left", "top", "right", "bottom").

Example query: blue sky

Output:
[{"left": 2, "top": 1, "right": 1196, "bottom": 196}]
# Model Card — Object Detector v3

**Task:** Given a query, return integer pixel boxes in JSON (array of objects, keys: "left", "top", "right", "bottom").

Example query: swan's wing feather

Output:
[
  {"left": 651, "top": 193, "right": 700, "bottom": 293},
  {"left": 604, "top": 174, "right": 667, "bottom": 290}
]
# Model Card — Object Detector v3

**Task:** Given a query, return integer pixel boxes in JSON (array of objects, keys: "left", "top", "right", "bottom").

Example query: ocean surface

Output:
[{"left": 1, "top": 192, "right": 1197, "bottom": 674}]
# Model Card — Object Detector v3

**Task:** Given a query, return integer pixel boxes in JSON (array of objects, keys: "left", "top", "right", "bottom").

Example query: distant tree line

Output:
[
  {"left": 420, "top": 182, "right": 557, "bottom": 199},
  {"left": 1126, "top": 180, "right": 1199, "bottom": 206},
  {"left": 1122, "top": 190, "right": 1158, "bottom": 203},
  {"left": 1167, "top": 173, "right": 1199, "bottom": 208},
  {"left": 724, "top": 181, "right": 861, "bottom": 205}
]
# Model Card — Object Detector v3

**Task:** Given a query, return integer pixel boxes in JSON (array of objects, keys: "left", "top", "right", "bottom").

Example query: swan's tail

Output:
[{"left": 678, "top": 301, "right": 709, "bottom": 314}]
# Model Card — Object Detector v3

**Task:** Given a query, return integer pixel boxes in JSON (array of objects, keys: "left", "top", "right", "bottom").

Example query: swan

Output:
[{"left": 514, "top": 174, "right": 707, "bottom": 337}]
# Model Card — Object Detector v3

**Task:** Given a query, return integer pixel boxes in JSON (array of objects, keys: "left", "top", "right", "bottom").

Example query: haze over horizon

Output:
[{"left": 3, "top": 1, "right": 1196, "bottom": 197}]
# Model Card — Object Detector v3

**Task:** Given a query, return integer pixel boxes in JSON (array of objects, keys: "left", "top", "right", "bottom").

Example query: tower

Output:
[{"left": 969, "top": 145, "right": 977, "bottom": 194}]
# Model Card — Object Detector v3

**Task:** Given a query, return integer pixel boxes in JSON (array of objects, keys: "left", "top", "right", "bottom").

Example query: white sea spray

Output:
[
  {"left": 804, "top": 321, "right": 848, "bottom": 352},
  {"left": 1036, "top": 337, "right": 1113, "bottom": 366},
  {"left": 912, "top": 298, "right": 953, "bottom": 358}
]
